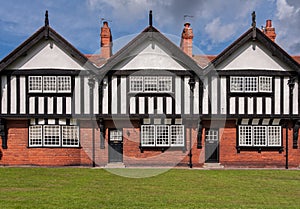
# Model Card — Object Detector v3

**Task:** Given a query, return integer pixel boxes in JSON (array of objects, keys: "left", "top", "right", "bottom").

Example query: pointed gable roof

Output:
[
  {"left": 204, "top": 27, "right": 300, "bottom": 74},
  {"left": 0, "top": 25, "right": 98, "bottom": 73},
  {"left": 99, "top": 25, "right": 203, "bottom": 78}
]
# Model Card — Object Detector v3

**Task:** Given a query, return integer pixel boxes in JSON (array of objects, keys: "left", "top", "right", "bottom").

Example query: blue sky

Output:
[{"left": 0, "top": 0, "right": 300, "bottom": 60}]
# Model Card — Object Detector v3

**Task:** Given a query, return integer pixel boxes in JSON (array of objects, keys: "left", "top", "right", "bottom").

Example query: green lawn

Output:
[{"left": 0, "top": 168, "right": 299, "bottom": 208}]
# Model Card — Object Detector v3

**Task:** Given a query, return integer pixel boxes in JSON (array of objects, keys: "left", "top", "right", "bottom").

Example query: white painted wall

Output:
[
  {"left": 8, "top": 40, "right": 85, "bottom": 70},
  {"left": 218, "top": 41, "right": 293, "bottom": 71}
]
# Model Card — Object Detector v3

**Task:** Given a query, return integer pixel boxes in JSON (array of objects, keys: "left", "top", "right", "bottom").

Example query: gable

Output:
[
  {"left": 7, "top": 40, "right": 85, "bottom": 70},
  {"left": 118, "top": 41, "right": 187, "bottom": 71},
  {"left": 218, "top": 40, "right": 293, "bottom": 71}
]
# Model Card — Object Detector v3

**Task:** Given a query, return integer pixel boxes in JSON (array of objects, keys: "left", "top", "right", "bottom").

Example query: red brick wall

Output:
[
  {"left": 218, "top": 120, "right": 300, "bottom": 168},
  {"left": 0, "top": 120, "right": 93, "bottom": 166},
  {"left": 1, "top": 119, "right": 299, "bottom": 168}
]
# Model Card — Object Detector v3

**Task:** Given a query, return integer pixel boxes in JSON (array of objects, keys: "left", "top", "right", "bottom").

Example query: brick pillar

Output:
[
  {"left": 100, "top": 21, "right": 112, "bottom": 59},
  {"left": 180, "top": 22, "right": 194, "bottom": 57}
]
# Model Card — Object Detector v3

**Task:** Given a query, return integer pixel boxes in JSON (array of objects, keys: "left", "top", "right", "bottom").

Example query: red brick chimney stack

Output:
[
  {"left": 262, "top": 20, "right": 276, "bottom": 42},
  {"left": 100, "top": 21, "right": 112, "bottom": 59},
  {"left": 180, "top": 22, "right": 194, "bottom": 57}
]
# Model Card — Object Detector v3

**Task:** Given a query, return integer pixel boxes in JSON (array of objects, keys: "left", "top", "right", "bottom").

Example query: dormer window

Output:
[
  {"left": 130, "top": 76, "right": 172, "bottom": 93},
  {"left": 28, "top": 76, "right": 72, "bottom": 93},
  {"left": 230, "top": 76, "right": 272, "bottom": 93}
]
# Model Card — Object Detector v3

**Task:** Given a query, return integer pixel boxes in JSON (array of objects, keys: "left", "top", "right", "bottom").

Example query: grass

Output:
[{"left": 0, "top": 168, "right": 299, "bottom": 208}]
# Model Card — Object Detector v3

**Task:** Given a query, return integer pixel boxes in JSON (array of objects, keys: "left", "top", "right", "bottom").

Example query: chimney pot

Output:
[
  {"left": 262, "top": 19, "right": 276, "bottom": 42},
  {"left": 266, "top": 20, "right": 272, "bottom": 28},
  {"left": 100, "top": 21, "right": 112, "bottom": 59},
  {"left": 180, "top": 22, "right": 193, "bottom": 57}
]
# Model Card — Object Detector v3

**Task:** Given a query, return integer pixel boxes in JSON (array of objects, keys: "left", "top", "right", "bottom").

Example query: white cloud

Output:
[
  {"left": 275, "top": 0, "right": 300, "bottom": 54},
  {"left": 204, "top": 18, "right": 236, "bottom": 43}
]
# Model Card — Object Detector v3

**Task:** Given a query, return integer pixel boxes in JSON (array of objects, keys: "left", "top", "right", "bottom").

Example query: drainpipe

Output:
[
  {"left": 286, "top": 77, "right": 295, "bottom": 169},
  {"left": 188, "top": 77, "right": 195, "bottom": 168},
  {"left": 88, "top": 76, "right": 96, "bottom": 167}
]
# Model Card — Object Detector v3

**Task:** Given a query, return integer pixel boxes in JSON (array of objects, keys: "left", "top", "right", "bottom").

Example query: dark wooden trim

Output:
[
  {"left": 135, "top": 96, "right": 139, "bottom": 114},
  {"left": 172, "top": 76, "right": 176, "bottom": 115},
  {"left": 145, "top": 97, "right": 148, "bottom": 114},
  {"left": 16, "top": 75, "right": 20, "bottom": 114},
  {"left": 62, "top": 96, "right": 66, "bottom": 114},
  {"left": 217, "top": 76, "right": 220, "bottom": 115},
  {"left": 80, "top": 76, "right": 85, "bottom": 115},
  {"left": 208, "top": 75, "right": 212, "bottom": 114},
  {"left": 108, "top": 76, "right": 112, "bottom": 115},
  {"left": 117, "top": 76, "right": 121, "bottom": 114},
  {"left": 181, "top": 76, "right": 184, "bottom": 114},
  {"left": 53, "top": 96, "right": 57, "bottom": 115},
  {"left": 280, "top": 77, "right": 284, "bottom": 115},
  {"left": 34, "top": 96, "right": 38, "bottom": 114},
  {"left": 7, "top": 75, "right": 11, "bottom": 114},
  {"left": 163, "top": 96, "right": 167, "bottom": 114},
  {"left": 216, "top": 70, "right": 297, "bottom": 76},
  {"left": 2, "top": 69, "right": 83, "bottom": 76},
  {"left": 107, "top": 69, "right": 194, "bottom": 76},
  {"left": 44, "top": 97, "right": 48, "bottom": 114}
]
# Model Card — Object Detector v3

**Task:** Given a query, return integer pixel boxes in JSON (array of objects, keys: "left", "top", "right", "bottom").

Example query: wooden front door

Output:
[
  {"left": 205, "top": 129, "right": 219, "bottom": 163},
  {"left": 108, "top": 129, "right": 123, "bottom": 163}
]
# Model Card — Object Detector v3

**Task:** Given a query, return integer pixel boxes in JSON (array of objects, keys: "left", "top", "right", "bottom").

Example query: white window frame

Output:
[
  {"left": 144, "top": 76, "right": 158, "bottom": 92},
  {"left": 259, "top": 76, "right": 272, "bottom": 93},
  {"left": 267, "top": 126, "right": 282, "bottom": 146},
  {"left": 141, "top": 124, "right": 185, "bottom": 147},
  {"left": 158, "top": 77, "right": 172, "bottom": 92},
  {"left": 43, "top": 125, "right": 61, "bottom": 147},
  {"left": 156, "top": 125, "right": 169, "bottom": 147},
  {"left": 230, "top": 77, "right": 244, "bottom": 92},
  {"left": 141, "top": 125, "right": 155, "bottom": 147},
  {"left": 57, "top": 76, "right": 72, "bottom": 93},
  {"left": 29, "top": 125, "right": 43, "bottom": 147},
  {"left": 170, "top": 125, "right": 184, "bottom": 147},
  {"left": 253, "top": 126, "right": 267, "bottom": 146},
  {"left": 29, "top": 125, "right": 80, "bottom": 148},
  {"left": 130, "top": 76, "right": 144, "bottom": 92},
  {"left": 43, "top": 76, "right": 57, "bottom": 93},
  {"left": 230, "top": 76, "right": 272, "bottom": 93},
  {"left": 62, "top": 126, "right": 80, "bottom": 147},
  {"left": 109, "top": 129, "right": 123, "bottom": 142},
  {"left": 238, "top": 125, "right": 281, "bottom": 147},
  {"left": 239, "top": 126, "right": 253, "bottom": 146},
  {"left": 28, "top": 76, "right": 43, "bottom": 93},
  {"left": 129, "top": 76, "right": 172, "bottom": 93},
  {"left": 244, "top": 77, "right": 258, "bottom": 93},
  {"left": 205, "top": 129, "right": 219, "bottom": 142}
]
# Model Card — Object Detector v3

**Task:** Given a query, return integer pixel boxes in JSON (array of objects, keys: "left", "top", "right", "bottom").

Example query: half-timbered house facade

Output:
[{"left": 0, "top": 11, "right": 299, "bottom": 168}]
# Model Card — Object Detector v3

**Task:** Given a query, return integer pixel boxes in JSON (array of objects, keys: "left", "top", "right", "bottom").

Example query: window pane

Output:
[
  {"left": 170, "top": 125, "right": 184, "bottom": 146},
  {"left": 28, "top": 76, "right": 42, "bottom": 92},
  {"left": 57, "top": 76, "right": 71, "bottom": 93},
  {"left": 205, "top": 130, "right": 218, "bottom": 142},
  {"left": 110, "top": 130, "right": 123, "bottom": 141},
  {"left": 259, "top": 76, "right": 272, "bottom": 92},
  {"left": 158, "top": 77, "right": 172, "bottom": 92},
  {"left": 244, "top": 77, "right": 258, "bottom": 92},
  {"left": 130, "top": 76, "right": 143, "bottom": 92},
  {"left": 43, "top": 125, "right": 60, "bottom": 146},
  {"left": 239, "top": 126, "right": 252, "bottom": 146},
  {"left": 156, "top": 125, "right": 169, "bottom": 146},
  {"left": 230, "top": 77, "right": 244, "bottom": 92},
  {"left": 62, "top": 126, "right": 79, "bottom": 147},
  {"left": 144, "top": 76, "right": 157, "bottom": 92},
  {"left": 268, "top": 126, "right": 281, "bottom": 146},
  {"left": 253, "top": 126, "right": 267, "bottom": 146},
  {"left": 43, "top": 76, "right": 57, "bottom": 92},
  {"left": 29, "top": 125, "right": 42, "bottom": 147},
  {"left": 141, "top": 125, "right": 155, "bottom": 146}
]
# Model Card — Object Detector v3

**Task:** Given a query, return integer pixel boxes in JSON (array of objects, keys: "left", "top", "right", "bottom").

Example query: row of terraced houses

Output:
[{"left": 0, "top": 11, "right": 300, "bottom": 168}]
